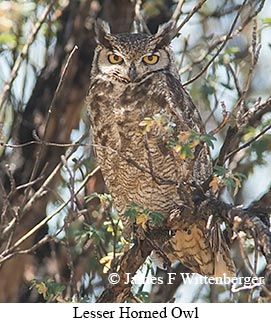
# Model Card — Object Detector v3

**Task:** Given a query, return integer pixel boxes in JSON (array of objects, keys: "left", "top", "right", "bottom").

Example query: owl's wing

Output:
[
  {"left": 151, "top": 75, "right": 235, "bottom": 277},
  {"left": 163, "top": 207, "right": 235, "bottom": 277},
  {"left": 159, "top": 73, "right": 213, "bottom": 187},
  {"left": 162, "top": 73, "right": 205, "bottom": 133}
]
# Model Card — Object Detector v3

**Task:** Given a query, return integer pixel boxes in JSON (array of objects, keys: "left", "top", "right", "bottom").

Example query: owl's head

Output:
[{"left": 92, "top": 20, "right": 179, "bottom": 84}]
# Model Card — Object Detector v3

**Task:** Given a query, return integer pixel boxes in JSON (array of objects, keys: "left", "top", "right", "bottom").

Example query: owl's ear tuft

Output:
[
  {"left": 153, "top": 20, "right": 179, "bottom": 48},
  {"left": 95, "top": 19, "right": 112, "bottom": 47}
]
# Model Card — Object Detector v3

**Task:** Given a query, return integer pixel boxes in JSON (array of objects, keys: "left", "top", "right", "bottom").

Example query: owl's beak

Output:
[{"left": 128, "top": 63, "right": 137, "bottom": 82}]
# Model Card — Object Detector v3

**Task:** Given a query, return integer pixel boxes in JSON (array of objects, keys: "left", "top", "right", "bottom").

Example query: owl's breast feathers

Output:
[{"left": 88, "top": 72, "right": 211, "bottom": 196}]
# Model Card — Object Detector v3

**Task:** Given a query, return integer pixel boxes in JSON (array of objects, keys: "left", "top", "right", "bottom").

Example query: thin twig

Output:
[
  {"left": 171, "top": 0, "right": 185, "bottom": 23},
  {"left": 226, "top": 123, "right": 271, "bottom": 160},
  {"left": 175, "top": 0, "right": 207, "bottom": 34},
  {"left": 178, "top": 35, "right": 190, "bottom": 71},
  {"left": 134, "top": 0, "right": 151, "bottom": 34},
  {"left": 0, "top": 1, "right": 58, "bottom": 110},
  {"left": 249, "top": 97, "right": 271, "bottom": 126},
  {"left": 232, "top": 19, "right": 261, "bottom": 115},
  {"left": 209, "top": 111, "right": 231, "bottom": 136},
  {"left": 13, "top": 175, "right": 45, "bottom": 191},
  {"left": 179, "top": 0, "right": 265, "bottom": 80},
  {"left": 0, "top": 235, "right": 53, "bottom": 264},
  {"left": 0, "top": 140, "right": 88, "bottom": 148},
  {"left": 28, "top": 45, "right": 79, "bottom": 184},
  {"left": 17, "top": 45, "right": 80, "bottom": 220},
  {"left": 227, "top": 63, "right": 242, "bottom": 97},
  {"left": 0, "top": 167, "right": 99, "bottom": 265},
  {"left": 22, "top": 134, "right": 88, "bottom": 215},
  {"left": 0, "top": 216, "right": 80, "bottom": 264},
  {"left": 211, "top": 4, "right": 242, "bottom": 18},
  {"left": 183, "top": 0, "right": 248, "bottom": 86},
  {"left": 0, "top": 135, "right": 86, "bottom": 243}
]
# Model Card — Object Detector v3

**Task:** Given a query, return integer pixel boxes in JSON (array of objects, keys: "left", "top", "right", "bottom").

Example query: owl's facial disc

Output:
[{"left": 94, "top": 20, "right": 179, "bottom": 83}]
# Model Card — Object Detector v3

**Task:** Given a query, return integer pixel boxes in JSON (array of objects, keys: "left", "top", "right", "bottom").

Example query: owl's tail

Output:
[{"left": 152, "top": 207, "right": 236, "bottom": 278}]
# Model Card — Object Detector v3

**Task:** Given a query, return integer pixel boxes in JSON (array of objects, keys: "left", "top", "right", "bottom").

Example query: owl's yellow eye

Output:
[
  {"left": 108, "top": 54, "right": 123, "bottom": 64},
  {"left": 142, "top": 54, "right": 159, "bottom": 65}
]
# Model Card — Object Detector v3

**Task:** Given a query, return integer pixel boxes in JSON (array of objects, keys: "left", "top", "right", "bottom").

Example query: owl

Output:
[{"left": 87, "top": 20, "right": 235, "bottom": 277}]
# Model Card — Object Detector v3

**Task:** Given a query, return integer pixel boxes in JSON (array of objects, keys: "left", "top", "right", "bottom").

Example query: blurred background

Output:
[{"left": 0, "top": 0, "right": 270, "bottom": 302}]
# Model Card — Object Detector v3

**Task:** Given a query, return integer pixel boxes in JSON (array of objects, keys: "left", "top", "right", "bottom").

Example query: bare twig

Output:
[
  {"left": 249, "top": 97, "right": 271, "bottom": 127},
  {"left": 171, "top": 0, "right": 185, "bottom": 23},
  {"left": 183, "top": 0, "right": 248, "bottom": 86},
  {"left": 232, "top": 19, "right": 261, "bottom": 114},
  {"left": 13, "top": 175, "right": 45, "bottom": 192},
  {"left": 177, "top": 35, "right": 190, "bottom": 71},
  {"left": 233, "top": 234, "right": 271, "bottom": 298},
  {"left": 216, "top": 20, "right": 264, "bottom": 165},
  {"left": 0, "top": 140, "right": 88, "bottom": 149},
  {"left": 0, "top": 167, "right": 99, "bottom": 265},
  {"left": 28, "top": 44, "right": 79, "bottom": 184},
  {"left": 209, "top": 102, "right": 232, "bottom": 135},
  {"left": 226, "top": 123, "right": 271, "bottom": 160},
  {"left": 22, "top": 133, "right": 88, "bottom": 216},
  {"left": 0, "top": 1, "right": 58, "bottom": 110},
  {"left": 228, "top": 63, "right": 242, "bottom": 97},
  {"left": 180, "top": 0, "right": 265, "bottom": 84},
  {"left": 0, "top": 235, "right": 53, "bottom": 264},
  {"left": 5, "top": 164, "right": 16, "bottom": 196},
  {"left": 175, "top": 0, "right": 207, "bottom": 34},
  {"left": 1, "top": 136, "right": 87, "bottom": 243},
  {"left": 211, "top": 4, "right": 242, "bottom": 18},
  {"left": 134, "top": 0, "right": 151, "bottom": 34}
]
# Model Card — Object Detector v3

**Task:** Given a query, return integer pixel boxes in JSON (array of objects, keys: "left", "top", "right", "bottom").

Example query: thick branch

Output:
[{"left": 97, "top": 239, "right": 153, "bottom": 303}]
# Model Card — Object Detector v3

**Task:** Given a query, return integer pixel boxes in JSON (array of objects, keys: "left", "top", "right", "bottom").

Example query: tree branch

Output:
[{"left": 0, "top": 0, "right": 58, "bottom": 110}]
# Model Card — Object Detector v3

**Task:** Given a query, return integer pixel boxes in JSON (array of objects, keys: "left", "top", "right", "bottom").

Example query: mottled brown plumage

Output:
[{"left": 87, "top": 20, "right": 235, "bottom": 277}]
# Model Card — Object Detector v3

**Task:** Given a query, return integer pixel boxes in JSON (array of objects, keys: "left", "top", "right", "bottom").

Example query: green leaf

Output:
[
  {"left": 124, "top": 202, "right": 140, "bottom": 222},
  {"left": 124, "top": 203, "right": 164, "bottom": 227},
  {"left": 181, "top": 145, "right": 194, "bottom": 159},
  {"left": 201, "top": 84, "right": 215, "bottom": 96},
  {"left": 30, "top": 279, "right": 65, "bottom": 301},
  {"left": 214, "top": 165, "right": 228, "bottom": 176},
  {"left": 225, "top": 47, "right": 240, "bottom": 55},
  {"left": 262, "top": 17, "right": 271, "bottom": 25},
  {"left": 223, "top": 177, "right": 235, "bottom": 190},
  {"left": 0, "top": 33, "right": 17, "bottom": 48},
  {"left": 201, "top": 133, "right": 217, "bottom": 149},
  {"left": 149, "top": 211, "right": 164, "bottom": 226},
  {"left": 234, "top": 172, "right": 247, "bottom": 181},
  {"left": 136, "top": 291, "right": 150, "bottom": 303}
]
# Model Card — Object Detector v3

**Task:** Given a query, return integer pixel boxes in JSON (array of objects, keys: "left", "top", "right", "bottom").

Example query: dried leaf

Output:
[
  {"left": 36, "top": 282, "right": 48, "bottom": 298},
  {"left": 99, "top": 255, "right": 113, "bottom": 274},
  {"left": 209, "top": 176, "right": 220, "bottom": 194},
  {"left": 136, "top": 214, "right": 149, "bottom": 231},
  {"left": 178, "top": 131, "right": 191, "bottom": 143}
]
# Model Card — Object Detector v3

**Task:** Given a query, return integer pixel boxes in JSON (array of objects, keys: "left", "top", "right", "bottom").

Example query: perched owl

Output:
[{"left": 87, "top": 20, "right": 235, "bottom": 277}]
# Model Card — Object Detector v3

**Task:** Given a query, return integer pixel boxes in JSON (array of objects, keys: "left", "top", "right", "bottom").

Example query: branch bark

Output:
[{"left": 96, "top": 193, "right": 271, "bottom": 302}]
